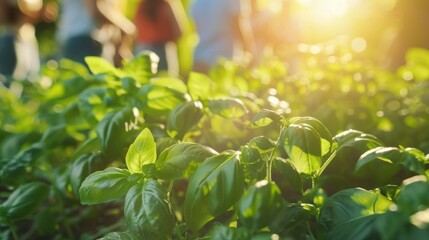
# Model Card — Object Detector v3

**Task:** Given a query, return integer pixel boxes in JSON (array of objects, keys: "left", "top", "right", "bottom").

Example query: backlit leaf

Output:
[
  {"left": 126, "top": 128, "right": 157, "bottom": 174},
  {"left": 155, "top": 142, "right": 217, "bottom": 180},
  {"left": 282, "top": 123, "right": 322, "bottom": 176}
]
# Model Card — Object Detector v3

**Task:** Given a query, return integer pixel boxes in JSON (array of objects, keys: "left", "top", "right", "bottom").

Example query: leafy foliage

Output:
[{"left": 1, "top": 47, "right": 429, "bottom": 239}]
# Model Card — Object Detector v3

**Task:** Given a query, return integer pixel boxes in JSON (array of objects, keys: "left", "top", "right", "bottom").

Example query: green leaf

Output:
[
  {"left": 396, "top": 180, "right": 429, "bottom": 215},
  {"left": 184, "top": 153, "right": 245, "bottom": 232},
  {"left": 126, "top": 128, "right": 157, "bottom": 174},
  {"left": 290, "top": 117, "right": 332, "bottom": 157},
  {"left": 0, "top": 143, "right": 44, "bottom": 186},
  {"left": 356, "top": 147, "right": 426, "bottom": 175},
  {"left": 70, "top": 153, "right": 106, "bottom": 198},
  {"left": 240, "top": 136, "right": 275, "bottom": 184},
  {"left": 334, "top": 129, "right": 383, "bottom": 152},
  {"left": 137, "top": 85, "right": 187, "bottom": 116},
  {"left": 155, "top": 142, "right": 217, "bottom": 180},
  {"left": 319, "top": 188, "right": 392, "bottom": 231},
  {"left": 187, "top": 72, "right": 213, "bottom": 100},
  {"left": 167, "top": 101, "right": 204, "bottom": 139},
  {"left": 207, "top": 224, "right": 248, "bottom": 240},
  {"left": 240, "top": 146, "right": 266, "bottom": 185},
  {"left": 71, "top": 137, "right": 100, "bottom": 159},
  {"left": 282, "top": 123, "right": 322, "bottom": 176},
  {"left": 123, "top": 51, "right": 155, "bottom": 84},
  {"left": 78, "top": 87, "right": 117, "bottom": 124},
  {"left": 246, "top": 136, "right": 276, "bottom": 160},
  {"left": 39, "top": 125, "right": 68, "bottom": 148},
  {"left": 150, "top": 77, "right": 188, "bottom": 94},
  {"left": 45, "top": 76, "right": 90, "bottom": 101},
  {"left": 238, "top": 180, "right": 283, "bottom": 233},
  {"left": 273, "top": 158, "right": 304, "bottom": 194},
  {"left": 124, "top": 180, "right": 175, "bottom": 239},
  {"left": 209, "top": 98, "right": 248, "bottom": 118},
  {"left": 1, "top": 182, "right": 49, "bottom": 220},
  {"left": 324, "top": 214, "right": 381, "bottom": 240},
  {"left": 99, "top": 232, "right": 135, "bottom": 240},
  {"left": 79, "top": 168, "right": 134, "bottom": 205},
  {"left": 97, "top": 108, "right": 132, "bottom": 157},
  {"left": 85, "top": 56, "right": 125, "bottom": 77},
  {"left": 249, "top": 109, "right": 283, "bottom": 128},
  {"left": 269, "top": 203, "right": 314, "bottom": 235},
  {"left": 155, "top": 137, "right": 178, "bottom": 155}
]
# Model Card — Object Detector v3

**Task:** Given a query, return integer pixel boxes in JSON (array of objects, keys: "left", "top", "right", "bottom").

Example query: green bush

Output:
[{"left": 1, "top": 47, "right": 429, "bottom": 239}]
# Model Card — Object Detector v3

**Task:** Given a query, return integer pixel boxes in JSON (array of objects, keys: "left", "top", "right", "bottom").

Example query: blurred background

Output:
[{"left": 1, "top": 0, "right": 428, "bottom": 78}]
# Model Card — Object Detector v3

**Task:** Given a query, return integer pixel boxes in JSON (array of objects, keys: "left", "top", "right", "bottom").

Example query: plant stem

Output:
[
  {"left": 311, "top": 177, "right": 317, "bottom": 190},
  {"left": 7, "top": 221, "right": 19, "bottom": 240},
  {"left": 266, "top": 125, "right": 285, "bottom": 182},
  {"left": 316, "top": 148, "right": 338, "bottom": 177},
  {"left": 266, "top": 159, "right": 272, "bottom": 182},
  {"left": 167, "top": 181, "right": 174, "bottom": 197}
]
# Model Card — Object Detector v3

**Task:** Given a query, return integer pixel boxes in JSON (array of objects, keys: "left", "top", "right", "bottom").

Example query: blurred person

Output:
[
  {"left": 385, "top": 0, "right": 429, "bottom": 69},
  {"left": 190, "top": 0, "right": 256, "bottom": 73},
  {"left": 0, "top": 0, "right": 45, "bottom": 86},
  {"left": 0, "top": 0, "right": 18, "bottom": 81},
  {"left": 133, "top": 0, "right": 182, "bottom": 76},
  {"left": 57, "top": 0, "right": 135, "bottom": 67}
]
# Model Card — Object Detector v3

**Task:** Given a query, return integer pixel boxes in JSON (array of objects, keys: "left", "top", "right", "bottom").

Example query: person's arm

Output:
[
  {"left": 233, "top": 0, "right": 256, "bottom": 61},
  {"left": 83, "top": 0, "right": 135, "bottom": 37}
]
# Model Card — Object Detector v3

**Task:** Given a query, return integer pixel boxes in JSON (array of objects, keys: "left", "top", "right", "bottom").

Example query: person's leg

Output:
[
  {"left": 0, "top": 34, "right": 17, "bottom": 87},
  {"left": 0, "top": 34, "right": 17, "bottom": 76},
  {"left": 153, "top": 42, "right": 168, "bottom": 73},
  {"left": 63, "top": 34, "right": 102, "bottom": 66}
]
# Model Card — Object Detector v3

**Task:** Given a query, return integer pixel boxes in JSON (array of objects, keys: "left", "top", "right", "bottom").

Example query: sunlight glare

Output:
[
  {"left": 297, "top": 0, "right": 356, "bottom": 21},
  {"left": 351, "top": 37, "right": 367, "bottom": 53}
]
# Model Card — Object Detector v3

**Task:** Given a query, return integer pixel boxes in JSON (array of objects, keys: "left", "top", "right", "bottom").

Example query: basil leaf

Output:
[
  {"left": 124, "top": 180, "right": 175, "bottom": 239},
  {"left": 249, "top": 109, "right": 283, "bottom": 128},
  {"left": 290, "top": 117, "right": 332, "bottom": 157},
  {"left": 126, "top": 128, "right": 157, "bottom": 174},
  {"left": 167, "top": 101, "right": 204, "bottom": 139},
  {"left": 97, "top": 108, "right": 132, "bottom": 158},
  {"left": 122, "top": 51, "right": 155, "bottom": 84},
  {"left": 85, "top": 56, "right": 125, "bottom": 77},
  {"left": 238, "top": 180, "right": 283, "bottom": 233},
  {"left": 79, "top": 168, "right": 134, "bottom": 205},
  {"left": 137, "top": 85, "right": 187, "bottom": 116},
  {"left": 184, "top": 153, "right": 245, "bottom": 232},
  {"left": 155, "top": 142, "right": 217, "bottom": 180},
  {"left": 1, "top": 182, "right": 49, "bottom": 220},
  {"left": 356, "top": 147, "right": 426, "bottom": 175},
  {"left": 70, "top": 152, "right": 106, "bottom": 199},
  {"left": 187, "top": 72, "right": 213, "bottom": 100},
  {"left": 320, "top": 188, "right": 392, "bottom": 228},
  {"left": 209, "top": 98, "right": 248, "bottom": 118},
  {"left": 334, "top": 129, "right": 383, "bottom": 152},
  {"left": 282, "top": 123, "right": 322, "bottom": 176}
]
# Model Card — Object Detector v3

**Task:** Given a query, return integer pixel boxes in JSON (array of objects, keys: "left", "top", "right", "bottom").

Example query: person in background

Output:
[
  {"left": 0, "top": 0, "right": 19, "bottom": 83},
  {"left": 190, "top": 0, "right": 256, "bottom": 73},
  {"left": 57, "top": 0, "right": 135, "bottom": 67},
  {"left": 133, "top": 0, "right": 182, "bottom": 76},
  {"left": 0, "top": 0, "right": 47, "bottom": 86}
]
